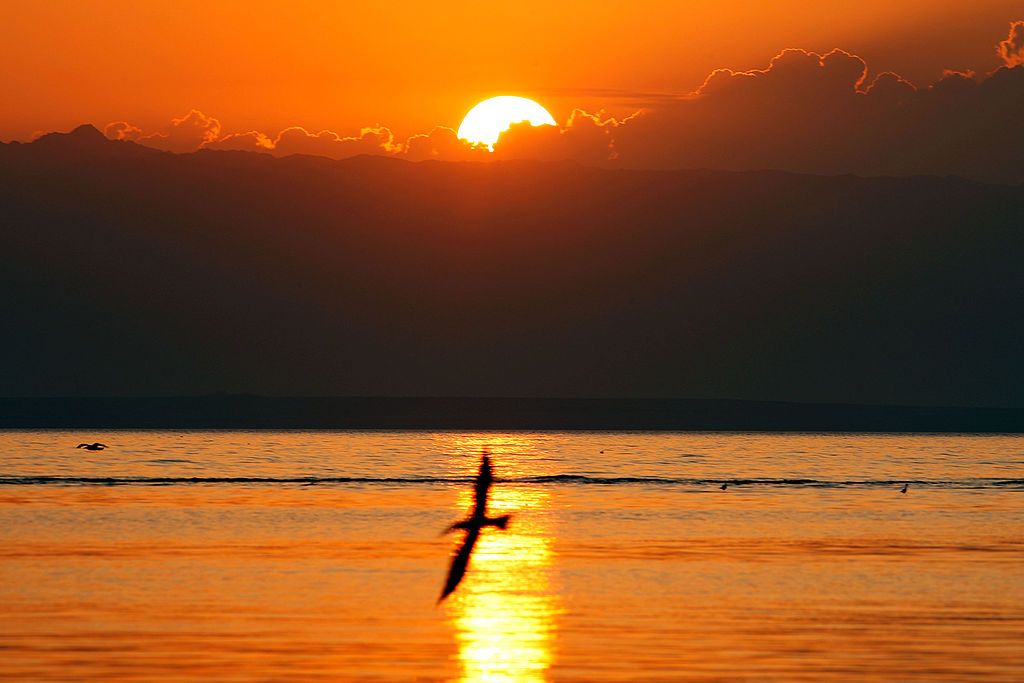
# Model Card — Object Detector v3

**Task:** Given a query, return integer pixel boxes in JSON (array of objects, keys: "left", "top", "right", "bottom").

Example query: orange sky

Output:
[{"left": 3, "top": 1, "right": 1020, "bottom": 141}]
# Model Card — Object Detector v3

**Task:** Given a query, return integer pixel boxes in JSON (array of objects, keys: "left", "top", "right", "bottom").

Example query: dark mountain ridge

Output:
[{"left": 1, "top": 129, "right": 1021, "bottom": 407}]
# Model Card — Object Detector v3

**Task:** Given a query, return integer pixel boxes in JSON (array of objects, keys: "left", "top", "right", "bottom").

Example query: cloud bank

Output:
[{"left": 101, "top": 21, "right": 1024, "bottom": 183}]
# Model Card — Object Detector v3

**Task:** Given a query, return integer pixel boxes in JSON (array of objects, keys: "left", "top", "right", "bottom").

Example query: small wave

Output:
[
  {"left": 0, "top": 475, "right": 468, "bottom": 486},
  {"left": 0, "top": 475, "right": 1021, "bottom": 489}
]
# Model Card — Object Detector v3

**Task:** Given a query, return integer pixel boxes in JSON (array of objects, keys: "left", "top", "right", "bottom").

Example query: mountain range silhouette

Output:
[{"left": 1, "top": 127, "right": 1020, "bottom": 407}]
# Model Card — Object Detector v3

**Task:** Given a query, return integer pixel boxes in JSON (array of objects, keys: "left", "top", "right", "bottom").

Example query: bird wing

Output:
[
  {"left": 472, "top": 454, "right": 493, "bottom": 518},
  {"left": 439, "top": 526, "right": 480, "bottom": 603},
  {"left": 76, "top": 444, "right": 87, "bottom": 448},
  {"left": 96, "top": 444, "right": 108, "bottom": 448}
]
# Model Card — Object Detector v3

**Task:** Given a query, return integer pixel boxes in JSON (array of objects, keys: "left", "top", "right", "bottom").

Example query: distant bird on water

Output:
[
  {"left": 76, "top": 443, "right": 108, "bottom": 451},
  {"left": 900, "top": 483, "right": 908, "bottom": 494},
  {"left": 438, "top": 452, "right": 511, "bottom": 603},
  {"left": 720, "top": 482, "right": 729, "bottom": 490}
]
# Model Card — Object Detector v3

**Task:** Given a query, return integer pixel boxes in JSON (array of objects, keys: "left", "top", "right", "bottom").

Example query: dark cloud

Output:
[
  {"left": 696, "top": 48, "right": 867, "bottom": 97},
  {"left": 613, "top": 48, "right": 879, "bottom": 174},
  {"left": 863, "top": 71, "right": 916, "bottom": 103},
  {"left": 610, "top": 38, "right": 1024, "bottom": 183},
  {"left": 998, "top": 20, "right": 1024, "bottom": 66}
]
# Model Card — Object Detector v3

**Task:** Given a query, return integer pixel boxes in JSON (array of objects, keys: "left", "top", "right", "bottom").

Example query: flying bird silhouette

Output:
[
  {"left": 900, "top": 483, "right": 908, "bottom": 494},
  {"left": 438, "top": 452, "right": 511, "bottom": 603},
  {"left": 76, "top": 443, "right": 108, "bottom": 451}
]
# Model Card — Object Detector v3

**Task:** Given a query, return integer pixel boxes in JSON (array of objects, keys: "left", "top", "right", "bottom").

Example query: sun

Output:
[{"left": 457, "top": 96, "right": 557, "bottom": 150}]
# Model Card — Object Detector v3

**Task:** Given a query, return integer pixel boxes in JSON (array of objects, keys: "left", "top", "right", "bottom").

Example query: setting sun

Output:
[{"left": 457, "top": 96, "right": 557, "bottom": 150}]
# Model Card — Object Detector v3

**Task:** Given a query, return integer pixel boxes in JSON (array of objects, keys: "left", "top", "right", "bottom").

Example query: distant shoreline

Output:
[{"left": 0, "top": 397, "right": 1020, "bottom": 433}]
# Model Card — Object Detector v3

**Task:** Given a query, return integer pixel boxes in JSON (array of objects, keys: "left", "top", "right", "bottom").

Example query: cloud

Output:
[
  {"left": 270, "top": 125, "right": 399, "bottom": 159},
  {"left": 998, "top": 20, "right": 1024, "bottom": 66},
  {"left": 608, "top": 32, "right": 1024, "bottom": 183},
  {"left": 612, "top": 48, "right": 877, "bottom": 174},
  {"left": 403, "top": 126, "right": 487, "bottom": 162},
  {"left": 863, "top": 71, "right": 916, "bottom": 103},
  {"left": 139, "top": 109, "right": 222, "bottom": 153},
  {"left": 202, "top": 130, "right": 274, "bottom": 153},
  {"left": 491, "top": 121, "right": 563, "bottom": 161},
  {"left": 492, "top": 109, "right": 623, "bottom": 163},
  {"left": 103, "top": 121, "right": 143, "bottom": 141},
  {"left": 696, "top": 48, "right": 868, "bottom": 97}
]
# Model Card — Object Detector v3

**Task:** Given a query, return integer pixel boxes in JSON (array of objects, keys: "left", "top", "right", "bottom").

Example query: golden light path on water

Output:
[{"left": 436, "top": 434, "right": 561, "bottom": 683}]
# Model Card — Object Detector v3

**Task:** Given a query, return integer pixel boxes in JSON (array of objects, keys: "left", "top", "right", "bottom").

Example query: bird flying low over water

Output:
[
  {"left": 76, "top": 443, "right": 108, "bottom": 451},
  {"left": 438, "top": 452, "right": 511, "bottom": 603}
]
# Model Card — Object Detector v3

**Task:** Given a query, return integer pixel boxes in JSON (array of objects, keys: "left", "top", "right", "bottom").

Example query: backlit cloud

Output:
[
  {"left": 696, "top": 48, "right": 868, "bottom": 97},
  {"left": 112, "top": 115, "right": 408, "bottom": 160},
  {"left": 403, "top": 126, "right": 487, "bottom": 162},
  {"left": 998, "top": 20, "right": 1024, "bottom": 66},
  {"left": 103, "top": 121, "right": 143, "bottom": 141},
  {"left": 202, "top": 130, "right": 274, "bottom": 153},
  {"left": 270, "top": 125, "right": 399, "bottom": 159},
  {"left": 493, "top": 109, "right": 622, "bottom": 163},
  {"left": 139, "top": 109, "right": 222, "bottom": 153},
  {"left": 862, "top": 71, "right": 916, "bottom": 102},
  {"left": 613, "top": 48, "right": 878, "bottom": 174}
]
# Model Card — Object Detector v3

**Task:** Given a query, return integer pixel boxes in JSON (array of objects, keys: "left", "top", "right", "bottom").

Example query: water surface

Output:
[{"left": 1, "top": 431, "right": 1022, "bottom": 681}]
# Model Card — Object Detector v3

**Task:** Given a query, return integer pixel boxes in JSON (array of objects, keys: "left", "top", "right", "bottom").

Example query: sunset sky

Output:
[
  {"left": 5, "top": 1, "right": 1022, "bottom": 151},
  {"left": 3, "top": 6, "right": 1024, "bottom": 681}
]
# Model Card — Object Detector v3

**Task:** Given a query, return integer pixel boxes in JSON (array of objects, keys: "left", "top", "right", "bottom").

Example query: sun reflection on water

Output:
[{"left": 439, "top": 436, "right": 560, "bottom": 683}]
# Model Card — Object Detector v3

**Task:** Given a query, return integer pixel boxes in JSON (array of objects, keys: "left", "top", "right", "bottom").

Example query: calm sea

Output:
[{"left": 1, "top": 430, "right": 1022, "bottom": 681}]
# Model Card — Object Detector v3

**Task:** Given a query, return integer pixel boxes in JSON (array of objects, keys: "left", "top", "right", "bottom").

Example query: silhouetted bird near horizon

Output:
[
  {"left": 901, "top": 483, "right": 908, "bottom": 494},
  {"left": 76, "top": 443, "right": 108, "bottom": 451},
  {"left": 438, "top": 452, "right": 511, "bottom": 603},
  {"left": 720, "top": 482, "right": 728, "bottom": 490}
]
